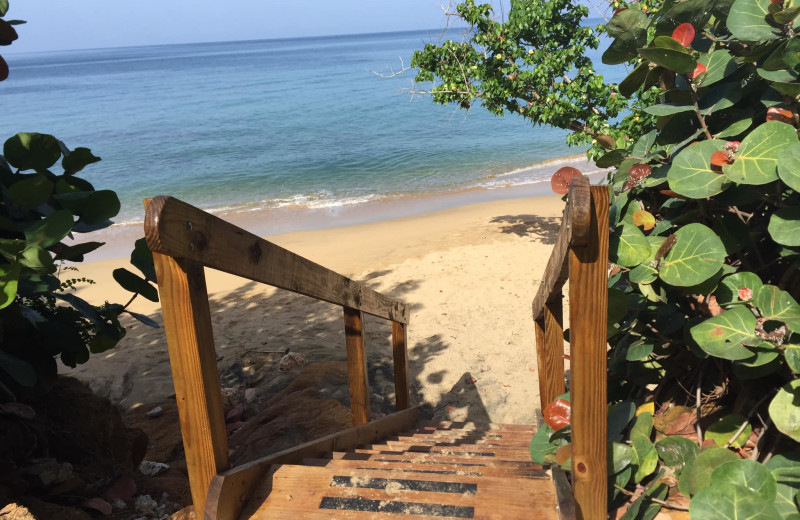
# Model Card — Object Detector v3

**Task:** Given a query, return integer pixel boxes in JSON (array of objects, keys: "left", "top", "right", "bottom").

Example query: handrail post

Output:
[
  {"left": 152, "top": 253, "right": 229, "bottom": 515},
  {"left": 535, "top": 298, "right": 566, "bottom": 410},
  {"left": 569, "top": 185, "right": 609, "bottom": 519},
  {"left": 392, "top": 321, "right": 410, "bottom": 411},
  {"left": 344, "top": 307, "right": 370, "bottom": 425}
]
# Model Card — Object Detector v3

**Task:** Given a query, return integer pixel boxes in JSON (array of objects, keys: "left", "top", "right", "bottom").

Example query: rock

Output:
[
  {"left": 134, "top": 494, "right": 159, "bottom": 516},
  {"left": 244, "top": 388, "right": 257, "bottom": 403},
  {"left": 146, "top": 406, "right": 163, "bottom": 418},
  {"left": 279, "top": 352, "right": 306, "bottom": 371},
  {"left": 139, "top": 461, "right": 170, "bottom": 477},
  {"left": 0, "top": 404, "right": 35, "bottom": 420},
  {"left": 19, "top": 459, "right": 73, "bottom": 489},
  {"left": 225, "top": 403, "right": 243, "bottom": 423}
]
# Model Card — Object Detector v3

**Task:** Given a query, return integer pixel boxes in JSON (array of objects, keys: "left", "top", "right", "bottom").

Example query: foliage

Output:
[
  {"left": 416, "top": 0, "right": 800, "bottom": 516},
  {"left": 0, "top": 4, "right": 158, "bottom": 401}
]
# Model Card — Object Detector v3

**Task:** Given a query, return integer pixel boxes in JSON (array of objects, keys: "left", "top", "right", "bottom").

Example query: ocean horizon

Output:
[{"left": 3, "top": 26, "right": 623, "bottom": 253}]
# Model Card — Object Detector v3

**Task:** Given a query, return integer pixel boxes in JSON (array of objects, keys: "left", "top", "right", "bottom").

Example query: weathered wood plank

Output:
[
  {"left": 152, "top": 252, "right": 229, "bottom": 515},
  {"left": 568, "top": 185, "right": 609, "bottom": 520},
  {"left": 392, "top": 321, "right": 410, "bottom": 411},
  {"left": 144, "top": 195, "right": 408, "bottom": 324},
  {"left": 204, "top": 406, "right": 421, "bottom": 520},
  {"left": 535, "top": 299, "right": 566, "bottom": 409},
  {"left": 345, "top": 307, "right": 370, "bottom": 426},
  {"left": 531, "top": 177, "right": 591, "bottom": 320}
]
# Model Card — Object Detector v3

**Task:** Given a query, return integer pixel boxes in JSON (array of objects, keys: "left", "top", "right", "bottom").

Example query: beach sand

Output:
[{"left": 64, "top": 193, "right": 568, "bottom": 462}]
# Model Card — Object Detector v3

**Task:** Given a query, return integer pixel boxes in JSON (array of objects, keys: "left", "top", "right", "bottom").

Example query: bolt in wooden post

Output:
[{"left": 344, "top": 307, "right": 370, "bottom": 425}]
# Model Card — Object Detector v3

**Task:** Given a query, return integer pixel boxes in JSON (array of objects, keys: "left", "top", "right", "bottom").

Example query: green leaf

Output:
[
  {"left": 712, "top": 459, "right": 777, "bottom": 501},
  {"left": 698, "top": 50, "right": 737, "bottom": 87},
  {"left": 705, "top": 414, "right": 752, "bottom": 448},
  {"left": 608, "top": 287, "right": 629, "bottom": 327},
  {"left": 610, "top": 223, "right": 651, "bottom": 267},
  {"left": 0, "top": 350, "right": 36, "bottom": 387},
  {"left": 770, "top": 380, "right": 800, "bottom": 443},
  {"left": 724, "top": 121, "right": 799, "bottom": 185},
  {"left": 112, "top": 268, "right": 159, "bottom": 302},
  {"left": 667, "top": 139, "right": 729, "bottom": 198},
  {"left": 766, "top": 453, "right": 800, "bottom": 519},
  {"left": 778, "top": 142, "right": 800, "bottom": 192},
  {"left": 631, "top": 411, "right": 654, "bottom": 438},
  {"left": 643, "top": 103, "right": 695, "bottom": 116},
  {"left": 659, "top": 223, "right": 726, "bottom": 287},
  {"left": 619, "top": 481, "right": 668, "bottom": 520},
  {"left": 629, "top": 264, "right": 657, "bottom": 284},
  {"left": 8, "top": 174, "right": 54, "bottom": 209},
  {"left": 727, "top": 0, "right": 784, "bottom": 41},
  {"left": 699, "top": 81, "right": 742, "bottom": 115},
  {"left": 686, "top": 447, "right": 739, "bottom": 495},
  {"left": 607, "top": 9, "right": 650, "bottom": 37},
  {"left": 23, "top": 210, "right": 74, "bottom": 249},
  {"left": 637, "top": 46, "right": 697, "bottom": 73},
  {"left": 626, "top": 339, "right": 654, "bottom": 360},
  {"left": 690, "top": 306, "right": 758, "bottom": 360},
  {"left": 630, "top": 432, "right": 659, "bottom": 483},
  {"left": 3, "top": 133, "right": 62, "bottom": 171},
  {"left": 80, "top": 190, "right": 120, "bottom": 225},
  {"left": 774, "top": 6, "right": 800, "bottom": 24},
  {"left": 769, "top": 206, "right": 800, "bottom": 246},
  {"left": 125, "top": 310, "right": 160, "bottom": 328},
  {"left": 596, "top": 149, "right": 627, "bottom": 168},
  {"left": 717, "top": 271, "right": 763, "bottom": 305},
  {"left": 603, "top": 29, "right": 648, "bottom": 65},
  {"left": 654, "top": 0, "right": 715, "bottom": 36},
  {"left": 529, "top": 427, "right": 557, "bottom": 464},
  {"left": 756, "top": 284, "right": 800, "bottom": 330},
  {"left": 785, "top": 345, "right": 800, "bottom": 373},
  {"left": 61, "top": 147, "right": 100, "bottom": 175},
  {"left": 130, "top": 237, "right": 156, "bottom": 282},
  {"left": 610, "top": 442, "right": 635, "bottom": 473},
  {"left": 690, "top": 484, "right": 781, "bottom": 519},
  {"left": 771, "top": 82, "right": 800, "bottom": 97},
  {"left": 608, "top": 401, "right": 636, "bottom": 441},
  {"left": 715, "top": 113, "right": 754, "bottom": 138},
  {"left": 620, "top": 62, "right": 650, "bottom": 98},
  {"left": 19, "top": 245, "right": 56, "bottom": 274},
  {"left": 53, "top": 241, "right": 105, "bottom": 262},
  {"left": 0, "top": 263, "right": 21, "bottom": 309},
  {"left": 655, "top": 435, "right": 699, "bottom": 468},
  {"left": 0, "top": 0, "right": 8, "bottom": 17}
]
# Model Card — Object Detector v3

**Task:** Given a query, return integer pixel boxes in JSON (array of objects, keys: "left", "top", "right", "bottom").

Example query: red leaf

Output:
[
  {"left": 629, "top": 163, "right": 652, "bottom": 181},
  {"left": 738, "top": 287, "right": 753, "bottom": 300},
  {"left": 710, "top": 151, "right": 732, "bottom": 172},
  {"left": 543, "top": 399, "right": 571, "bottom": 431},
  {"left": 672, "top": 23, "right": 695, "bottom": 47},
  {"left": 767, "top": 106, "right": 794, "bottom": 124},
  {"left": 550, "top": 167, "right": 583, "bottom": 195},
  {"left": 687, "top": 62, "right": 706, "bottom": 80}
]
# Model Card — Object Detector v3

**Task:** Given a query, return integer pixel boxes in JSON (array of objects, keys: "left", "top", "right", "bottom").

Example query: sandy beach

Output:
[{"left": 63, "top": 192, "right": 569, "bottom": 463}]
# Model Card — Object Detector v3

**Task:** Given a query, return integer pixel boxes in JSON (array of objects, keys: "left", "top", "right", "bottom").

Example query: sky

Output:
[{"left": 5, "top": 0, "right": 510, "bottom": 54}]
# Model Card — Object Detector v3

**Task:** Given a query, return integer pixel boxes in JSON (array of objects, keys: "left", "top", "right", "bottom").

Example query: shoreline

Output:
[{"left": 88, "top": 154, "right": 604, "bottom": 261}]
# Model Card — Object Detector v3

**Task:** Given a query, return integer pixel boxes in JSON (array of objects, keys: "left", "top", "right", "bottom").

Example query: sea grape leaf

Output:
[
  {"left": 769, "top": 206, "right": 800, "bottom": 247},
  {"left": 23, "top": 210, "right": 74, "bottom": 249},
  {"left": 608, "top": 401, "right": 636, "bottom": 441},
  {"left": 771, "top": 82, "right": 800, "bottom": 97},
  {"left": 689, "top": 484, "right": 781, "bottom": 519},
  {"left": 765, "top": 453, "right": 800, "bottom": 519},
  {"left": 654, "top": 0, "right": 715, "bottom": 36},
  {"left": 112, "top": 268, "right": 159, "bottom": 302},
  {"left": 608, "top": 287, "right": 629, "bottom": 327},
  {"left": 715, "top": 112, "right": 754, "bottom": 138},
  {"left": 686, "top": 447, "right": 739, "bottom": 495},
  {"left": 631, "top": 432, "right": 659, "bottom": 483},
  {"left": 80, "top": 190, "right": 120, "bottom": 225},
  {"left": 20, "top": 245, "right": 56, "bottom": 274},
  {"left": 53, "top": 241, "right": 105, "bottom": 262},
  {"left": 778, "top": 142, "right": 800, "bottom": 191},
  {"left": 619, "top": 62, "right": 650, "bottom": 98},
  {"left": 607, "top": 8, "right": 649, "bottom": 37},
  {"left": 631, "top": 411, "right": 654, "bottom": 438},
  {"left": 667, "top": 139, "right": 728, "bottom": 198},
  {"left": 8, "top": 174, "right": 54, "bottom": 209},
  {"left": 756, "top": 284, "right": 800, "bottom": 330},
  {"left": 712, "top": 459, "right": 777, "bottom": 501},
  {"left": 655, "top": 435, "right": 699, "bottom": 468},
  {"left": 697, "top": 49, "right": 737, "bottom": 86},
  {"left": 644, "top": 103, "right": 695, "bottom": 116},
  {"left": 610, "top": 222, "right": 651, "bottom": 267},
  {"left": 637, "top": 46, "right": 697, "bottom": 73},
  {"left": 529, "top": 427, "right": 556, "bottom": 465},
  {"left": 0, "top": 350, "right": 36, "bottom": 387},
  {"left": 610, "top": 442, "right": 635, "bottom": 473},
  {"left": 727, "top": 0, "right": 784, "bottom": 41},
  {"left": 699, "top": 81, "right": 742, "bottom": 115},
  {"left": 125, "top": 310, "right": 160, "bottom": 328},
  {"left": 629, "top": 264, "right": 657, "bottom": 284},
  {"left": 603, "top": 29, "right": 648, "bottom": 64},
  {"left": 770, "top": 380, "right": 800, "bottom": 443},
  {"left": 717, "top": 271, "right": 763, "bottom": 304},
  {"left": 619, "top": 480, "right": 668, "bottom": 520},
  {"left": 130, "top": 237, "right": 156, "bottom": 282},
  {"left": 0, "top": 0, "right": 7, "bottom": 17},
  {"left": 0, "top": 263, "right": 21, "bottom": 309},
  {"left": 690, "top": 306, "right": 758, "bottom": 360},
  {"left": 3, "top": 132, "right": 62, "bottom": 171},
  {"left": 785, "top": 345, "right": 800, "bottom": 373},
  {"left": 736, "top": 342, "right": 779, "bottom": 368},
  {"left": 626, "top": 339, "right": 654, "bottom": 360},
  {"left": 659, "top": 223, "right": 726, "bottom": 287},
  {"left": 724, "top": 121, "right": 798, "bottom": 185},
  {"left": 61, "top": 147, "right": 100, "bottom": 175},
  {"left": 705, "top": 413, "right": 751, "bottom": 448}
]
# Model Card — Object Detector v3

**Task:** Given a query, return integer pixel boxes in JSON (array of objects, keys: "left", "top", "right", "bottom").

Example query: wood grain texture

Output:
[
  {"left": 345, "top": 307, "right": 370, "bottom": 426},
  {"left": 536, "top": 300, "right": 565, "bottom": 409},
  {"left": 392, "top": 321, "right": 410, "bottom": 411},
  {"left": 152, "top": 253, "right": 229, "bottom": 515},
  {"left": 531, "top": 177, "right": 591, "bottom": 320},
  {"left": 568, "top": 185, "right": 609, "bottom": 520},
  {"left": 204, "top": 406, "right": 421, "bottom": 520},
  {"left": 144, "top": 196, "right": 408, "bottom": 324}
]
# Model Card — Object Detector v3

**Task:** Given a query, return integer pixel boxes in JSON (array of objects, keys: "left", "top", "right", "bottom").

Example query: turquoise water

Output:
[{"left": 3, "top": 27, "right": 623, "bottom": 226}]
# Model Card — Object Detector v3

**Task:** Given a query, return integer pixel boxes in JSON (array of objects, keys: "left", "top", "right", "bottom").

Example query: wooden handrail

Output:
[
  {"left": 532, "top": 177, "right": 609, "bottom": 520},
  {"left": 143, "top": 196, "right": 412, "bottom": 517}
]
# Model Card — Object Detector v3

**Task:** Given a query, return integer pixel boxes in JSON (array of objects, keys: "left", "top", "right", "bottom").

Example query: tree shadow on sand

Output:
[{"left": 489, "top": 214, "right": 561, "bottom": 244}]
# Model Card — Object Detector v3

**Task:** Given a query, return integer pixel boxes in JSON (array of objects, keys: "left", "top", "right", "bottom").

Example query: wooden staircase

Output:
[{"left": 238, "top": 420, "right": 558, "bottom": 519}]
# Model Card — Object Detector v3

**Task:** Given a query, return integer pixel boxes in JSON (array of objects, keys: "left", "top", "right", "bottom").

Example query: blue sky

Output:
[{"left": 6, "top": 0, "right": 510, "bottom": 53}]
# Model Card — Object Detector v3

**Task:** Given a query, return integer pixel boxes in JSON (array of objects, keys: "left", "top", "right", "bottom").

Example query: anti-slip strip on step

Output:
[
  {"left": 319, "top": 496, "right": 474, "bottom": 518},
  {"left": 372, "top": 459, "right": 487, "bottom": 467},
  {"left": 355, "top": 467, "right": 483, "bottom": 476},
  {"left": 406, "top": 447, "right": 496, "bottom": 456},
  {"left": 330, "top": 476, "right": 477, "bottom": 495}
]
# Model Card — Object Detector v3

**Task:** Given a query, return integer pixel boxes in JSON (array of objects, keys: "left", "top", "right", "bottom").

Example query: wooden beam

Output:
[
  {"left": 144, "top": 196, "right": 408, "bottom": 324},
  {"left": 568, "top": 185, "right": 609, "bottom": 520},
  {"left": 345, "top": 307, "right": 370, "bottom": 426},
  {"left": 531, "top": 177, "right": 591, "bottom": 320},
  {"left": 152, "top": 253, "right": 229, "bottom": 515},
  {"left": 204, "top": 406, "right": 421, "bottom": 520},
  {"left": 535, "top": 299, "right": 566, "bottom": 411},
  {"left": 392, "top": 321, "right": 410, "bottom": 411}
]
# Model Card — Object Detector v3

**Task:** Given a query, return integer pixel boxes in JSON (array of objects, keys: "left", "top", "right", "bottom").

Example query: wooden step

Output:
[
  {"left": 301, "top": 457, "right": 549, "bottom": 479},
  {"left": 241, "top": 463, "right": 558, "bottom": 519},
  {"left": 355, "top": 444, "right": 533, "bottom": 461},
  {"left": 325, "top": 450, "right": 544, "bottom": 468}
]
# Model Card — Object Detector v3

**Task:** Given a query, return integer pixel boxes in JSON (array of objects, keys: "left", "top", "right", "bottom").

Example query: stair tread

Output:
[
  {"left": 326, "top": 450, "right": 543, "bottom": 468},
  {"left": 301, "top": 457, "right": 549, "bottom": 478}
]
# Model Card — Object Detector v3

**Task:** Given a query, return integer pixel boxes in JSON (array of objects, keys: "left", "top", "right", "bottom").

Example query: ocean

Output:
[{"left": 3, "top": 27, "right": 623, "bottom": 246}]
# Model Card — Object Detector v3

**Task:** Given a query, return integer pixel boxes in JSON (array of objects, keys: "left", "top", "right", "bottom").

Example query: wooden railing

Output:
[
  {"left": 144, "top": 196, "right": 415, "bottom": 518},
  {"left": 532, "top": 177, "right": 609, "bottom": 519}
]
